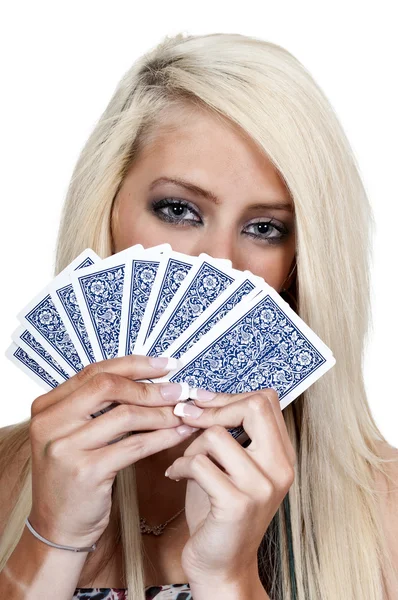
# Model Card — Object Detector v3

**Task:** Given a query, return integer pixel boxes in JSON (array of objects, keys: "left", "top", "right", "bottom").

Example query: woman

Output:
[{"left": 0, "top": 32, "right": 397, "bottom": 600}]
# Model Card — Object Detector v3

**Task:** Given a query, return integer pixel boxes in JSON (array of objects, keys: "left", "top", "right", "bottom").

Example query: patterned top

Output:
[{"left": 73, "top": 584, "right": 192, "bottom": 599}]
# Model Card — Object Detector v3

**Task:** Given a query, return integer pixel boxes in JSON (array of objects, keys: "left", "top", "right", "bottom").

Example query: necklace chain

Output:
[{"left": 139, "top": 507, "right": 185, "bottom": 536}]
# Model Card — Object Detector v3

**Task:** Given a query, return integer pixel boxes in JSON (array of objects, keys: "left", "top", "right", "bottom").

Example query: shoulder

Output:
[
  {"left": 372, "top": 440, "right": 398, "bottom": 599},
  {"left": 0, "top": 423, "right": 31, "bottom": 537}
]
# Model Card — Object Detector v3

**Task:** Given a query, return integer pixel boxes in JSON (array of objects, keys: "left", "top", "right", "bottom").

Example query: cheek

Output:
[
  {"left": 112, "top": 200, "right": 163, "bottom": 253},
  {"left": 241, "top": 243, "right": 295, "bottom": 292}
]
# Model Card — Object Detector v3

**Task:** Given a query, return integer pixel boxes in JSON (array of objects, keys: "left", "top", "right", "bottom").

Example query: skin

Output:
[{"left": 109, "top": 104, "right": 296, "bottom": 576}]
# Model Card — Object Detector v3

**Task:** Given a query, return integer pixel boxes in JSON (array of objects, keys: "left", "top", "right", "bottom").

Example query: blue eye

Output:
[
  {"left": 243, "top": 219, "right": 289, "bottom": 244},
  {"left": 151, "top": 198, "right": 201, "bottom": 225},
  {"left": 150, "top": 198, "right": 290, "bottom": 245}
]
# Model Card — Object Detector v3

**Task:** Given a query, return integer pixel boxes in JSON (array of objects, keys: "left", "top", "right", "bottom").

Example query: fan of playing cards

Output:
[{"left": 6, "top": 243, "right": 336, "bottom": 445}]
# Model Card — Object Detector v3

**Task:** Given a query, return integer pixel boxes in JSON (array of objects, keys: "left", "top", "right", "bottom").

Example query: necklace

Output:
[{"left": 140, "top": 506, "right": 185, "bottom": 536}]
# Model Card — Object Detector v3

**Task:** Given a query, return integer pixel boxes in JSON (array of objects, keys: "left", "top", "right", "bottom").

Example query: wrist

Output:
[{"left": 27, "top": 512, "right": 99, "bottom": 550}]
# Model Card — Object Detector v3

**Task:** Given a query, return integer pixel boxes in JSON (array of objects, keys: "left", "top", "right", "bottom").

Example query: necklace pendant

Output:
[
  {"left": 140, "top": 518, "right": 165, "bottom": 536},
  {"left": 139, "top": 506, "right": 185, "bottom": 536}
]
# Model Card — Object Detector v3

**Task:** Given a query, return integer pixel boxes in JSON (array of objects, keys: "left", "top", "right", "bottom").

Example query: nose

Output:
[{"left": 189, "top": 228, "right": 237, "bottom": 265}]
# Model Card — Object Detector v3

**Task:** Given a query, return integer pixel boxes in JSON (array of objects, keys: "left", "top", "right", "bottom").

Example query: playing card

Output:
[
  {"left": 17, "top": 282, "right": 84, "bottom": 376},
  {"left": 132, "top": 250, "right": 199, "bottom": 355},
  {"left": 69, "top": 245, "right": 144, "bottom": 361},
  {"left": 11, "top": 325, "right": 69, "bottom": 383},
  {"left": 141, "top": 254, "right": 238, "bottom": 358},
  {"left": 16, "top": 249, "right": 101, "bottom": 376},
  {"left": 6, "top": 342, "right": 60, "bottom": 391},
  {"left": 163, "top": 271, "right": 263, "bottom": 360},
  {"left": 6, "top": 343, "right": 117, "bottom": 418},
  {"left": 117, "top": 244, "right": 172, "bottom": 357},
  {"left": 154, "top": 287, "right": 335, "bottom": 444},
  {"left": 49, "top": 249, "right": 101, "bottom": 366}
]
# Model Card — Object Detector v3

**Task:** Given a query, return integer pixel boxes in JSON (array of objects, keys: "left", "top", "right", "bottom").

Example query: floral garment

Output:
[{"left": 73, "top": 583, "right": 192, "bottom": 599}]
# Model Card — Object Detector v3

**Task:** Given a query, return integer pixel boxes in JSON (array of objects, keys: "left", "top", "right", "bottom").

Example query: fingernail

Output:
[
  {"left": 189, "top": 388, "right": 216, "bottom": 401},
  {"left": 176, "top": 424, "right": 200, "bottom": 436},
  {"left": 160, "top": 382, "right": 190, "bottom": 401},
  {"left": 148, "top": 357, "right": 182, "bottom": 371},
  {"left": 174, "top": 402, "right": 204, "bottom": 418}
]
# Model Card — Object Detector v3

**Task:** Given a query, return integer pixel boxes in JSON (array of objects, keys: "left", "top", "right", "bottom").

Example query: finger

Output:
[
  {"left": 164, "top": 451, "right": 243, "bottom": 518},
  {"left": 174, "top": 394, "right": 295, "bottom": 482},
  {"left": 93, "top": 425, "right": 199, "bottom": 476},
  {"left": 178, "top": 425, "right": 272, "bottom": 502},
  {"left": 62, "top": 403, "right": 185, "bottom": 450},
  {"left": 36, "top": 375, "right": 190, "bottom": 441},
  {"left": 190, "top": 387, "right": 296, "bottom": 466},
  {"left": 263, "top": 390, "right": 296, "bottom": 467},
  {"left": 31, "top": 355, "right": 182, "bottom": 416}
]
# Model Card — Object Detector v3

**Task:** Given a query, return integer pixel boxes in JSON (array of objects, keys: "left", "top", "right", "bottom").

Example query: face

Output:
[{"left": 111, "top": 106, "right": 296, "bottom": 292}]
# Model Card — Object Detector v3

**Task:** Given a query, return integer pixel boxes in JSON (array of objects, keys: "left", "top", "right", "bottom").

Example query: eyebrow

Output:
[{"left": 148, "top": 176, "right": 294, "bottom": 212}]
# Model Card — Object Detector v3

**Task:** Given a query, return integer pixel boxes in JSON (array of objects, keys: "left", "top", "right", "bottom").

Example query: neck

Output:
[{"left": 134, "top": 433, "right": 195, "bottom": 525}]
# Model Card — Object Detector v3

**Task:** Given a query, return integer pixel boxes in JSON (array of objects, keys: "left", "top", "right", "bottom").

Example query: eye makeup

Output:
[{"left": 149, "top": 197, "right": 292, "bottom": 244}]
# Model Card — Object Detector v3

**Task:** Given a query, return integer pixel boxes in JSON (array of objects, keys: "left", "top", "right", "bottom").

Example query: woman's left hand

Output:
[{"left": 164, "top": 388, "right": 297, "bottom": 588}]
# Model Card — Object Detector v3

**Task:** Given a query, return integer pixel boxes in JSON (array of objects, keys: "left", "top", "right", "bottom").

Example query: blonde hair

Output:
[{"left": 1, "top": 32, "right": 397, "bottom": 599}]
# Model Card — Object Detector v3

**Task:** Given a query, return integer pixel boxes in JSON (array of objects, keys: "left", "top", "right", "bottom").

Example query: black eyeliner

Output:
[
  {"left": 150, "top": 197, "right": 291, "bottom": 243},
  {"left": 150, "top": 197, "right": 202, "bottom": 225}
]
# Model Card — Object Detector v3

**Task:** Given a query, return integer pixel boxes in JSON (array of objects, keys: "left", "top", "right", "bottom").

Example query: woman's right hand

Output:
[{"left": 27, "top": 355, "right": 195, "bottom": 549}]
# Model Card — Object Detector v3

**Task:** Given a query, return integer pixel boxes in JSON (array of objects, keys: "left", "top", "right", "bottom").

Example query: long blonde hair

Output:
[{"left": 1, "top": 32, "right": 397, "bottom": 599}]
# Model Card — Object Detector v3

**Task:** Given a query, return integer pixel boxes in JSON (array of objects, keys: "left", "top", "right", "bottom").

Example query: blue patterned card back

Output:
[
  {"left": 24, "top": 294, "right": 84, "bottom": 373},
  {"left": 145, "top": 258, "right": 193, "bottom": 341},
  {"left": 147, "top": 261, "right": 234, "bottom": 357},
  {"left": 171, "top": 279, "right": 256, "bottom": 359},
  {"left": 124, "top": 259, "right": 161, "bottom": 355},
  {"left": 19, "top": 329, "right": 69, "bottom": 380},
  {"left": 12, "top": 346, "right": 59, "bottom": 389},
  {"left": 56, "top": 282, "right": 96, "bottom": 363},
  {"left": 77, "top": 264, "right": 125, "bottom": 360},
  {"left": 168, "top": 293, "right": 331, "bottom": 441}
]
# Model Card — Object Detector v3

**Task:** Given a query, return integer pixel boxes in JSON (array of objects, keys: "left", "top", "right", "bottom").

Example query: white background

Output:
[{"left": 0, "top": 1, "right": 396, "bottom": 446}]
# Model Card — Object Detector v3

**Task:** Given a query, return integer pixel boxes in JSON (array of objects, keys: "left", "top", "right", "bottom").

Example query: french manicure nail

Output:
[
  {"left": 189, "top": 388, "right": 216, "bottom": 401},
  {"left": 176, "top": 424, "right": 200, "bottom": 435},
  {"left": 149, "top": 356, "right": 182, "bottom": 371},
  {"left": 160, "top": 382, "right": 190, "bottom": 402},
  {"left": 174, "top": 402, "right": 204, "bottom": 418}
]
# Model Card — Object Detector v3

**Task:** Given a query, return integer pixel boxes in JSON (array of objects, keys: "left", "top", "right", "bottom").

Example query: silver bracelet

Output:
[{"left": 25, "top": 518, "right": 97, "bottom": 553}]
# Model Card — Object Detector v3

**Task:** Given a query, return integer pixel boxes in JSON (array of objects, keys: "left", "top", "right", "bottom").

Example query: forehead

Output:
[{"left": 133, "top": 105, "right": 289, "bottom": 199}]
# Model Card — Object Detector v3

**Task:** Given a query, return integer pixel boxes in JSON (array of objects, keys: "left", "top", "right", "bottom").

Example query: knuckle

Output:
[
  {"left": 247, "top": 394, "right": 271, "bottom": 414},
  {"left": 125, "top": 433, "right": 146, "bottom": 461},
  {"left": 46, "top": 437, "right": 68, "bottom": 460},
  {"left": 263, "top": 388, "right": 279, "bottom": 404},
  {"left": 280, "top": 466, "right": 295, "bottom": 489},
  {"left": 190, "top": 453, "right": 209, "bottom": 473},
  {"left": 210, "top": 405, "right": 227, "bottom": 421},
  {"left": 90, "top": 372, "right": 119, "bottom": 395},
  {"left": 64, "top": 458, "right": 91, "bottom": 483},
  {"left": 30, "top": 395, "right": 46, "bottom": 418},
  {"left": 136, "top": 382, "right": 151, "bottom": 404},
  {"left": 29, "top": 415, "right": 45, "bottom": 441},
  {"left": 112, "top": 403, "right": 135, "bottom": 422},
  {"left": 73, "top": 456, "right": 100, "bottom": 483},
  {"left": 204, "top": 425, "right": 228, "bottom": 443},
  {"left": 156, "top": 406, "right": 171, "bottom": 425},
  {"left": 77, "top": 362, "right": 101, "bottom": 384},
  {"left": 258, "top": 478, "right": 275, "bottom": 500}
]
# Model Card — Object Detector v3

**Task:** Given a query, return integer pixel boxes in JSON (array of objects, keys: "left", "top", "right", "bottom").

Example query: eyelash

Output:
[{"left": 150, "top": 197, "right": 290, "bottom": 244}]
